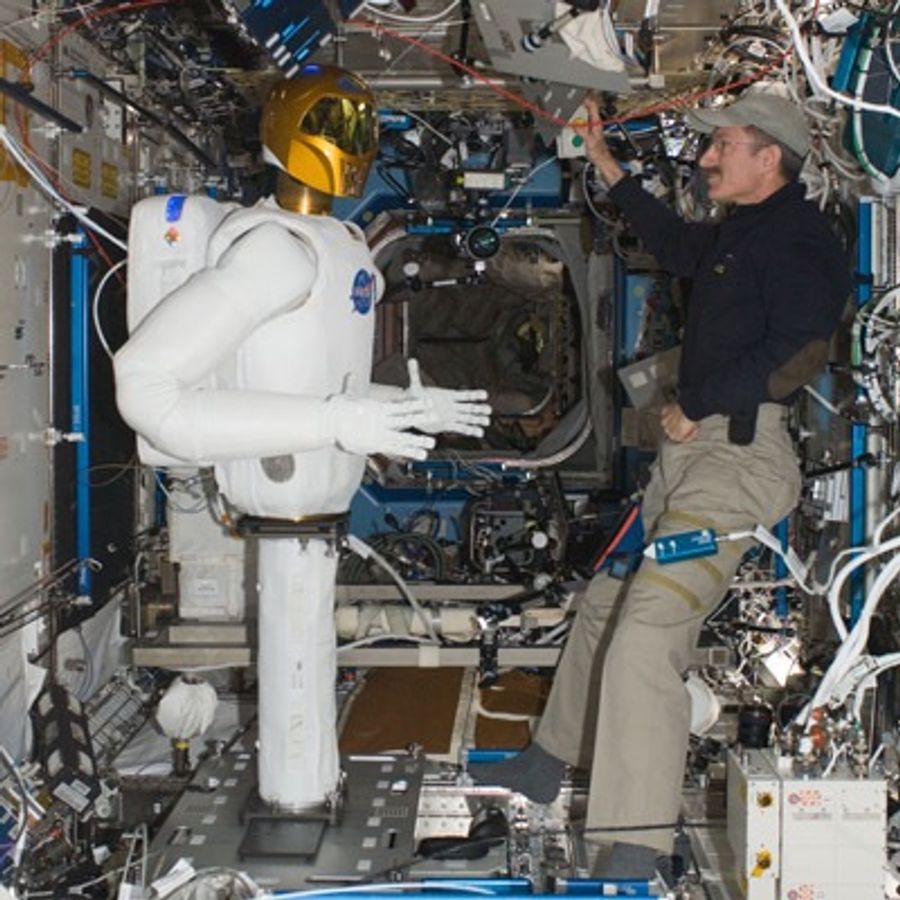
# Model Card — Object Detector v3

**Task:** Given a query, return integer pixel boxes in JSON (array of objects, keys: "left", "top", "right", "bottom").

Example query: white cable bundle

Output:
[
  {"left": 0, "top": 125, "right": 128, "bottom": 250},
  {"left": 809, "top": 550, "right": 900, "bottom": 716},
  {"left": 155, "top": 676, "right": 218, "bottom": 740}
]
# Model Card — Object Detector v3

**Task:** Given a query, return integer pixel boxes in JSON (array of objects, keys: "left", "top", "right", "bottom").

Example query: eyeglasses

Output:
[{"left": 704, "top": 137, "right": 765, "bottom": 154}]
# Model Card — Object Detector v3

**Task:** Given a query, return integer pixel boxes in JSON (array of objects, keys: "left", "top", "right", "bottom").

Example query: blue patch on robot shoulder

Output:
[
  {"left": 350, "top": 269, "right": 376, "bottom": 314},
  {"left": 165, "top": 195, "right": 187, "bottom": 222}
]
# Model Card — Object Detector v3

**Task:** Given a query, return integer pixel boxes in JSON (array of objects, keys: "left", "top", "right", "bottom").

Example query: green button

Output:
[{"left": 572, "top": 134, "right": 584, "bottom": 147}]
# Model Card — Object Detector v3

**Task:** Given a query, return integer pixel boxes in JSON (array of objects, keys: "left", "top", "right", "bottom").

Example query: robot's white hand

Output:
[
  {"left": 326, "top": 394, "right": 436, "bottom": 461},
  {"left": 406, "top": 358, "right": 492, "bottom": 437}
]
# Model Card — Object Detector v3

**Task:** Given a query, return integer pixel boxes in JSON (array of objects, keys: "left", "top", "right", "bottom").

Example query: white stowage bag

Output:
[
  {"left": 685, "top": 673, "right": 722, "bottom": 736},
  {"left": 556, "top": 1, "right": 625, "bottom": 72},
  {"left": 155, "top": 676, "right": 218, "bottom": 740}
]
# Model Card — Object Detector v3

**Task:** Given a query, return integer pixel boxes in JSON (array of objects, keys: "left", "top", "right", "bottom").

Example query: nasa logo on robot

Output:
[{"left": 351, "top": 269, "right": 376, "bottom": 314}]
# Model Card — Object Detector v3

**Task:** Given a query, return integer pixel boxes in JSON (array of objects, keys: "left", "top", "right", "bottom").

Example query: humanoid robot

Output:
[{"left": 114, "top": 65, "right": 491, "bottom": 810}]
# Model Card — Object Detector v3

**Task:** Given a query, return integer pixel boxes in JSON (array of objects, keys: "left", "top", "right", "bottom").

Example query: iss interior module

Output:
[{"left": 0, "top": 1, "right": 898, "bottom": 899}]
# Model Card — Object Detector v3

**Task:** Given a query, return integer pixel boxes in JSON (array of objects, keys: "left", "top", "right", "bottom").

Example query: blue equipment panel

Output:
[
  {"left": 649, "top": 528, "right": 718, "bottom": 564},
  {"left": 837, "top": 16, "right": 900, "bottom": 177},
  {"left": 853, "top": 45, "right": 900, "bottom": 177},
  {"left": 350, "top": 482, "right": 470, "bottom": 545},
  {"left": 240, "top": 0, "right": 336, "bottom": 75}
]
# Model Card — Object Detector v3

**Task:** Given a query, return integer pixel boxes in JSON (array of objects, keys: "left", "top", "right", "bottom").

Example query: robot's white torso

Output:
[
  {"left": 209, "top": 200, "right": 380, "bottom": 517},
  {"left": 122, "top": 194, "right": 384, "bottom": 518}
]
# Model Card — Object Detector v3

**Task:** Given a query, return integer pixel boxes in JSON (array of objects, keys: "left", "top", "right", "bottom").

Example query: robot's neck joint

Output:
[{"left": 275, "top": 171, "right": 333, "bottom": 215}]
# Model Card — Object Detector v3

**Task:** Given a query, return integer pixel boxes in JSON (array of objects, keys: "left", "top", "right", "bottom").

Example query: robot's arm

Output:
[
  {"left": 115, "top": 223, "right": 435, "bottom": 461},
  {"left": 370, "top": 359, "right": 492, "bottom": 438}
]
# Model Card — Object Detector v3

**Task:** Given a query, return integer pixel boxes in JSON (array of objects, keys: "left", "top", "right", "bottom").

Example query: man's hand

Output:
[
  {"left": 326, "top": 394, "right": 436, "bottom": 460},
  {"left": 578, "top": 96, "right": 625, "bottom": 188},
  {"left": 660, "top": 402, "right": 699, "bottom": 443},
  {"left": 406, "top": 358, "right": 492, "bottom": 437}
]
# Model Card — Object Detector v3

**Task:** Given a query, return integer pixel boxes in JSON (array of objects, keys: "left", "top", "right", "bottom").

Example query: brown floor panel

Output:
[
  {"left": 474, "top": 670, "right": 551, "bottom": 749},
  {"left": 339, "top": 667, "right": 465, "bottom": 755},
  {"left": 339, "top": 668, "right": 553, "bottom": 756}
]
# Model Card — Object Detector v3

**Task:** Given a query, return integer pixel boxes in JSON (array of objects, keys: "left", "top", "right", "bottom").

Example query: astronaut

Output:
[{"left": 114, "top": 65, "right": 491, "bottom": 810}]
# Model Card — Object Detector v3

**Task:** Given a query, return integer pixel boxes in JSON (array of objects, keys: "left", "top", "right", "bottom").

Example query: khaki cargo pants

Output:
[{"left": 536, "top": 404, "right": 801, "bottom": 854}]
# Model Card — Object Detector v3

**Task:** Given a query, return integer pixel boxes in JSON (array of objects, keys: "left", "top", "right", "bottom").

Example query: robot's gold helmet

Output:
[{"left": 260, "top": 65, "right": 378, "bottom": 198}]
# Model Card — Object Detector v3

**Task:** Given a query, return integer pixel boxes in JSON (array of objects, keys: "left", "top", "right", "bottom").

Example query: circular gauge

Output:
[{"left": 462, "top": 225, "right": 501, "bottom": 260}]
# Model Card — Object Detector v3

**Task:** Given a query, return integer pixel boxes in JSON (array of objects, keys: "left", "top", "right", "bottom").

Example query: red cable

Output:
[
  {"left": 28, "top": 0, "right": 175, "bottom": 68},
  {"left": 592, "top": 503, "right": 640, "bottom": 572},
  {"left": 353, "top": 18, "right": 793, "bottom": 127},
  {"left": 352, "top": 19, "right": 563, "bottom": 121}
]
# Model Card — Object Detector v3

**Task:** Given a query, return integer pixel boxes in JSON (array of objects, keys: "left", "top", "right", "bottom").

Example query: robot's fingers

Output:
[
  {"left": 454, "top": 411, "right": 490, "bottom": 427},
  {"left": 455, "top": 389, "right": 489, "bottom": 402},
  {"left": 388, "top": 446, "right": 427, "bottom": 461},
  {"left": 459, "top": 404, "right": 492, "bottom": 419},
  {"left": 454, "top": 425, "right": 485, "bottom": 437},
  {"left": 342, "top": 370, "right": 360, "bottom": 396},
  {"left": 406, "top": 357, "right": 423, "bottom": 392},
  {"left": 394, "top": 433, "right": 435, "bottom": 459}
]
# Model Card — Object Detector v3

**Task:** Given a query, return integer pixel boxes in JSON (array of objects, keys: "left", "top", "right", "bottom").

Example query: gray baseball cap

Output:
[{"left": 686, "top": 93, "right": 809, "bottom": 158}]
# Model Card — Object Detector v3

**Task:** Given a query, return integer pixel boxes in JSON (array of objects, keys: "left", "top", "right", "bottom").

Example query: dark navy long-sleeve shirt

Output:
[{"left": 607, "top": 176, "right": 851, "bottom": 421}]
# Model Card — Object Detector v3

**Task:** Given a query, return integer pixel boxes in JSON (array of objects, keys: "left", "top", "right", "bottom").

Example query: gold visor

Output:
[{"left": 300, "top": 96, "right": 377, "bottom": 156}]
